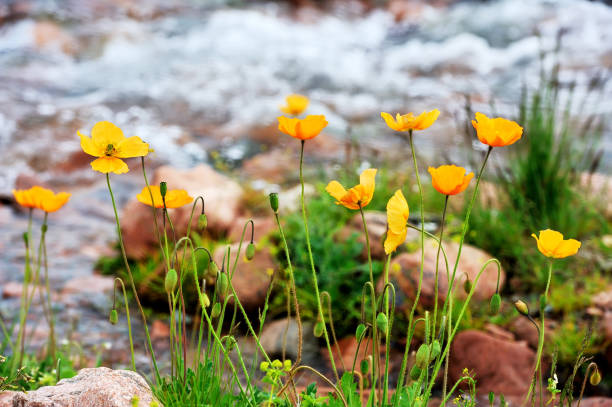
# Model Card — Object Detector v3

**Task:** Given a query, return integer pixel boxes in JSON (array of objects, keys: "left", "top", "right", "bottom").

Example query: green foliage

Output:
[
  {"left": 0, "top": 353, "right": 77, "bottom": 391},
  {"left": 274, "top": 186, "right": 383, "bottom": 336},
  {"left": 152, "top": 362, "right": 251, "bottom": 406},
  {"left": 464, "top": 65, "right": 608, "bottom": 290}
]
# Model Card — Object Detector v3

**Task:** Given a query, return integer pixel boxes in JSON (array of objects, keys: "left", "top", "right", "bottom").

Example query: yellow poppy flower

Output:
[
  {"left": 384, "top": 190, "right": 409, "bottom": 254},
  {"left": 136, "top": 186, "right": 193, "bottom": 209},
  {"left": 531, "top": 229, "right": 581, "bottom": 259},
  {"left": 280, "top": 94, "right": 309, "bottom": 116},
  {"left": 428, "top": 165, "right": 474, "bottom": 196},
  {"left": 380, "top": 109, "right": 440, "bottom": 132},
  {"left": 277, "top": 115, "right": 328, "bottom": 141},
  {"left": 326, "top": 168, "right": 377, "bottom": 210},
  {"left": 471, "top": 112, "right": 523, "bottom": 147},
  {"left": 12, "top": 186, "right": 71, "bottom": 213},
  {"left": 79, "top": 121, "right": 150, "bottom": 174}
]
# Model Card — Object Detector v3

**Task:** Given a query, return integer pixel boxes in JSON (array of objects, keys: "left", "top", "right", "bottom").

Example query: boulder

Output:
[
  {"left": 5, "top": 367, "right": 155, "bottom": 406},
  {"left": 575, "top": 398, "right": 612, "bottom": 407},
  {"left": 121, "top": 164, "right": 244, "bottom": 259},
  {"left": 213, "top": 242, "right": 274, "bottom": 311},
  {"left": 449, "top": 330, "right": 535, "bottom": 398},
  {"left": 384, "top": 240, "right": 504, "bottom": 309}
]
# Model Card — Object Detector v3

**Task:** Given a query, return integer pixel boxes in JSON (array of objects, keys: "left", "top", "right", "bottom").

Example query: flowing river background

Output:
[{"left": 0, "top": 0, "right": 610, "bottom": 369}]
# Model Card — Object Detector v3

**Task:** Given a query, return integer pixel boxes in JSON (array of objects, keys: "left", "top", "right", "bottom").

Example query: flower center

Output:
[{"left": 105, "top": 144, "right": 115, "bottom": 156}]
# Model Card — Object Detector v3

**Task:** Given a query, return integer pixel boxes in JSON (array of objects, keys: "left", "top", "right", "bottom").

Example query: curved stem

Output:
[
  {"left": 105, "top": 173, "right": 160, "bottom": 382},
  {"left": 526, "top": 260, "right": 554, "bottom": 404},
  {"left": 359, "top": 206, "right": 378, "bottom": 405},
  {"left": 273, "top": 211, "right": 303, "bottom": 367},
  {"left": 298, "top": 139, "right": 339, "bottom": 382},
  {"left": 114, "top": 278, "right": 136, "bottom": 371}
]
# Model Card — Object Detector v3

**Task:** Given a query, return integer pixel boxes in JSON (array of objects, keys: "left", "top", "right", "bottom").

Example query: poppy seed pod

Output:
[
  {"left": 245, "top": 243, "right": 255, "bottom": 261},
  {"left": 490, "top": 293, "right": 501, "bottom": 315},
  {"left": 269, "top": 193, "right": 279, "bottom": 213},
  {"left": 23, "top": 232, "right": 29, "bottom": 246},
  {"left": 165, "top": 269, "right": 178, "bottom": 293},
  {"left": 539, "top": 294, "right": 547, "bottom": 311},
  {"left": 159, "top": 182, "right": 167, "bottom": 198},
  {"left": 488, "top": 392, "right": 495, "bottom": 405},
  {"left": 41, "top": 223, "right": 48, "bottom": 233},
  {"left": 514, "top": 300, "right": 529, "bottom": 316},
  {"left": 198, "top": 213, "right": 207, "bottom": 230},
  {"left": 109, "top": 309, "right": 118, "bottom": 325}
]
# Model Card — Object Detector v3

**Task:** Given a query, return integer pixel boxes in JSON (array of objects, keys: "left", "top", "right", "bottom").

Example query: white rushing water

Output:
[{"left": 0, "top": 0, "right": 610, "bottom": 189}]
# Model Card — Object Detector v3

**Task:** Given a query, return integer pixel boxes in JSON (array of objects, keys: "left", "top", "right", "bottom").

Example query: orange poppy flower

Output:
[
  {"left": 277, "top": 115, "right": 328, "bottom": 141},
  {"left": 384, "top": 190, "right": 409, "bottom": 254},
  {"left": 12, "top": 186, "right": 71, "bottom": 213},
  {"left": 428, "top": 165, "right": 474, "bottom": 196},
  {"left": 136, "top": 186, "right": 193, "bottom": 209},
  {"left": 79, "top": 121, "right": 150, "bottom": 174},
  {"left": 531, "top": 229, "right": 581, "bottom": 259},
  {"left": 280, "top": 94, "right": 309, "bottom": 116},
  {"left": 471, "top": 112, "right": 523, "bottom": 147},
  {"left": 380, "top": 109, "right": 440, "bottom": 132},
  {"left": 326, "top": 169, "right": 377, "bottom": 210}
]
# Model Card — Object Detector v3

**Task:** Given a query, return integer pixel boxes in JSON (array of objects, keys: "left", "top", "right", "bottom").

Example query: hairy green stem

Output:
[
  {"left": 298, "top": 140, "right": 339, "bottom": 382},
  {"left": 105, "top": 173, "right": 160, "bottom": 382}
]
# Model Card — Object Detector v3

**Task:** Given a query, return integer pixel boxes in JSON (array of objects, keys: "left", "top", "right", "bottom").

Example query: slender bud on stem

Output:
[
  {"left": 376, "top": 312, "right": 388, "bottom": 334},
  {"left": 245, "top": 242, "right": 255, "bottom": 261},
  {"left": 356, "top": 323, "right": 367, "bottom": 340},
  {"left": 269, "top": 193, "right": 279, "bottom": 213},
  {"left": 197, "top": 213, "right": 207, "bottom": 230},
  {"left": 490, "top": 293, "right": 501, "bottom": 315},
  {"left": 590, "top": 366, "right": 602, "bottom": 386},
  {"left": 514, "top": 299, "right": 529, "bottom": 316},
  {"left": 109, "top": 309, "right": 118, "bottom": 325},
  {"left": 165, "top": 268, "right": 178, "bottom": 293}
]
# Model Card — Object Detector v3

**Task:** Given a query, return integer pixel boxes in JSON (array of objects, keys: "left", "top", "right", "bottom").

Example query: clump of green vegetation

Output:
[{"left": 0, "top": 353, "right": 77, "bottom": 391}]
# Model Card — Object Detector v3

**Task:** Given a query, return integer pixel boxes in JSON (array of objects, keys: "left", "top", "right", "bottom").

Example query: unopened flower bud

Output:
[
  {"left": 539, "top": 294, "right": 547, "bottom": 311},
  {"left": 201, "top": 292, "right": 210, "bottom": 308},
  {"left": 488, "top": 392, "right": 495, "bottom": 406},
  {"left": 313, "top": 321, "right": 324, "bottom": 338},
  {"left": 165, "top": 269, "right": 178, "bottom": 293},
  {"left": 463, "top": 277, "right": 472, "bottom": 294},
  {"left": 410, "top": 365, "right": 422, "bottom": 381},
  {"left": 23, "top": 232, "right": 29, "bottom": 246},
  {"left": 269, "top": 193, "right": 279, "bottom": 213},
  {"left": 211, "top": 302, "right": 221, "bottom": 318},
  {"left": 41, "top": 224, "right": 48, "bottom": 233},
  {"left": 356, "top": 323, "right": 367, "bottom": 340},
  {"left": 283, "top": 360, "right": 292, "bottom": 371},
  {"left": 272, "top": 359, "right": 283, "bottom": 369},
  {"left": 415, "top": 344, "right": 430, "bottom": 369},
  {"left": 159, "top": 182, "right": 167, "bottom": 197},
  {"left": 197, "top": 213, "right": 207, "bottom": 230},
  {"left": 360, "top": 357, "right": 371, "bottom": 376},
  {"left": 514, "top": 300, "right": 529, "bottom": 316},
  {"left": 217, "top": 272, "right": 229, "bottom": 295},
  {"left": 489, "top": 293, "right": 501, "bottom": 315},
  {"left": 245, "top": 243, "right": 255, "bottom": 261},
  {"left": 590, "top": 366, "right": 602, "bottom": 386},
  {"left": 260, "top": 361, "right": 269, "bottom": 372},
  {"left": 109, "top": 309, "right": 118, "bottom": 325},
  {"left": 430, "top": 340, "right": 441, "bottom": 360},
  {"left": 376, "top": 312, "right": 388, "bottom": 334}
]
